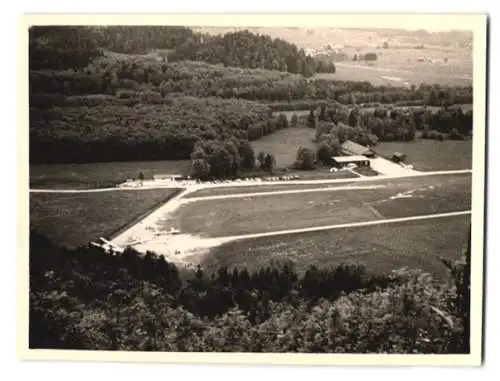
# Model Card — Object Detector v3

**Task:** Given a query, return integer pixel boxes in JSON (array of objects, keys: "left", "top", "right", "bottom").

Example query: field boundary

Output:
[
  {"left": 183, "top": 184, "right": 386, "bottom": 203},
  {"left": 29, "top": 187, "right": 167, "bottom": 193}
]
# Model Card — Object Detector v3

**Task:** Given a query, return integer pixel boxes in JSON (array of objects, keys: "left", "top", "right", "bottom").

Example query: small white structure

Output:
[
  {"left": 166, "top": 227, "right": 181, "bottom": 235},
  {"left": 153, "top": 173, "right": 183, "bottom": 181},
  {"left": 332, "top": 155, "right": 371, "bottom": 169}
]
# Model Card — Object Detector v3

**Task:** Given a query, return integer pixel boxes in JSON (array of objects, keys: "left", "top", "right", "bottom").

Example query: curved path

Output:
[{"left": 113, "top": 210, "right": 472, "bottom": 267}]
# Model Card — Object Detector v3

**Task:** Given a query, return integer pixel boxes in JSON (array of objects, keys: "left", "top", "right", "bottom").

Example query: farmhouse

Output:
[
  {"left": 332, "top": 155, "right": 371, "bottom": 169},
  {"left": 340, "top": 140, "right": 376, "bottom": 158}
]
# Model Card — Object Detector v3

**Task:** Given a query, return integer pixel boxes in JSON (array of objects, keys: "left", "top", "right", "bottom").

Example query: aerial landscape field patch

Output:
[
  {"left": 374, "top": 139, "right": 472, "bottom": 171},
  {"left": 172, "top": 174, "right": 471, "bottom": 238},
  {"left": 30, "top": 188, "right": 181, "bottom": 247},
  {"left": 249, "top": 126, "right": 317, "bottom": 168},
  {"left": 30, "top": 160, "right": 191, "bottom": 189}
]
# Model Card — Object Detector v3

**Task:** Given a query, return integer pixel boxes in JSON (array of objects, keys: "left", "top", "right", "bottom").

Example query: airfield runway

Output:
[{"left": 109, "top": 171, "right": 472, "bottom": 264}]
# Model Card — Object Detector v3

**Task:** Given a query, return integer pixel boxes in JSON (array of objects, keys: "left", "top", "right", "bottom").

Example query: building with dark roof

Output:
[{"left": 340, "top": 140, "right": 376, "bottom": 158}]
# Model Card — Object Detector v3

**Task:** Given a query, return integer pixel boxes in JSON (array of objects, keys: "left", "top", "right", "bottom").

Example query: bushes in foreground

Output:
[{"left": 29, "top": 231, "right": 470, "bottom": 353}]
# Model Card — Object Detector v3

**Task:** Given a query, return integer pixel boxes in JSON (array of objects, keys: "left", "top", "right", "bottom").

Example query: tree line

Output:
[
  {"left": 311, "top": 103, "right": 473, "bottom": 139},
  {"left": 29, "top": 231, "right": 470, "bottom": 353},
  {"left": 29, "top": 26, "right": 103, "bottom": 71}
]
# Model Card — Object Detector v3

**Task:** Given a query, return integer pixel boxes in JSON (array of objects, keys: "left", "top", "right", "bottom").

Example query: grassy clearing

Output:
[
  {"left": 171, "top": 174, "right": 471, "bottom": 238},
  {"left": 250, "top": 126, "right": 316, "bottom": 168},
  {"left": 202, "top": 214, "right": 471, "bottom": 279},
  {"left": 30, "top": 188, "right": 180, "bottom": 248},
  {"left": 173, "top": 190, "right": 380, "bottom": 237},
  {"left": 373, "top": 139, "right": 472, "bottom": 171},
  {"left": 30, "top": 160, "right": 191, "bottom": 189}
]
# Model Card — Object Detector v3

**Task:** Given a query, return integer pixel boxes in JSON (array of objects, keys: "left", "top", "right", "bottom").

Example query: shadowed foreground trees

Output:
[{"left": 29, "top": 231, "right": 471, "bottom": 353}]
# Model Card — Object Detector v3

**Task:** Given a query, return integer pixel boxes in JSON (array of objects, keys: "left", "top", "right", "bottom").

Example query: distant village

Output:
[{"left": 303, "top": 42, "right": 450, "bottom": 65}]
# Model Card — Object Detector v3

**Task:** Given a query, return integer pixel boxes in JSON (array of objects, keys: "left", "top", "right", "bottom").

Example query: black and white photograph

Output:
[{"left": 19, "top": 13, "right": 487, "bottom": 365}]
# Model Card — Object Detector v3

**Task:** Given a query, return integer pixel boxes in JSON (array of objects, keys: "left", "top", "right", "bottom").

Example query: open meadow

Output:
[
  {"left": 247, "top": 124, "right": 362, "bottom": 180},
  {"left": 337, "top": 42, "right": 471, "bottom": 87},
  {"left": 29, "top": 188, "right": 180, "bottom": 248},
  {"left": 374, "top": 139, "right": 473, "bottom": 171},
  {"left": 30, "top": 160, "right": 191, "bottom": 189},
  {"left": 324, "top": 52, "right": 472, "bottom": 87},
  {"left": 202, "top": 214, "right": 470, "bottom": 279},
  {"left": 171, "top": 173, "right": 471, "bottom": 238}
]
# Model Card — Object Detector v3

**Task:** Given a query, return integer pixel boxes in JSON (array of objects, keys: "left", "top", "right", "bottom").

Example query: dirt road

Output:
[
  {"left": 30, "top": 169, "right": 471, "bottom": 193},
  {"left": 114, "top": 210, "right": 471, "bottom": 266}
]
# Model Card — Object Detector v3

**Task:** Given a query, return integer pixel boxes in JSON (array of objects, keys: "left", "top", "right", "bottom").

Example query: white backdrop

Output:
[{"left": 3, "top": 0, "right": 497, "bottom": 378}]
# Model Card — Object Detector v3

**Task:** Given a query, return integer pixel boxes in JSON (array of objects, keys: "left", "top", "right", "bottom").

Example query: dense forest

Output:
[
  {"left": 30, "top": 54, "right": 472, "bottom": 106},
  {"left": 29, "top": 25, "right": 472, "bottom": 106},
  {"left": 166, "top": 29, "right": 337, "bottom": 76},
  {"left": 93, "top": 26, "right": 198, "bottom": 55},
  {"left": 29, "top": 26, "right": 103, "bottom": 71},
  {"left": 31, "top": 26, "right": 335, "bottom": 76},
  {"left": 29, "top": 93, "right": 471, "bottom": 174},
  {"left": 30, "top": 96, "right": 280, "bottom": 164},
  {"left": 29, "top": 231, "right": 470, "bottom": 353}
]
